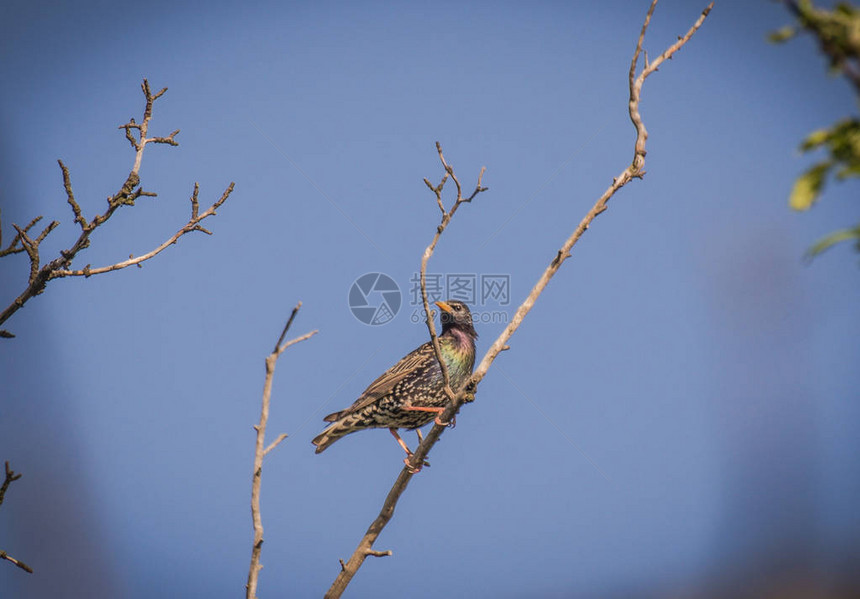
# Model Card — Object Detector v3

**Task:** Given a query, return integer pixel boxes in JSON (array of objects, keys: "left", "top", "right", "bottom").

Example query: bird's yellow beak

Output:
[{"left": 435, "top": 301, "right": 453, "bottom": 313}]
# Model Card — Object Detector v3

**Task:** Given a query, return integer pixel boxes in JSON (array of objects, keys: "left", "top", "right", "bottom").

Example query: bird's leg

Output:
[
  {"left": 390, "top": 428, "right": 413, "bottom": 456},
  {"left": 389, "top": 428, "right": 428, "bottom": 473},
  {"left": 391, "top": 428, "right": 420, "bottom": 475},
  {"left": 402, "top": 405, "right": 455, "bottom": 428},
  {"left": 415, "top": 429, "right": 431, "bottom": 468},
  {"left": 414, "top": 428, "right": 433, "bottom": 461}
]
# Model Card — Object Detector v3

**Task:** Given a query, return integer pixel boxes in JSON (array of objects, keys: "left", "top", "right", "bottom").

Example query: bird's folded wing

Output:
[{"left": 325, "top": 343, "right": 433, "bottom": 420}]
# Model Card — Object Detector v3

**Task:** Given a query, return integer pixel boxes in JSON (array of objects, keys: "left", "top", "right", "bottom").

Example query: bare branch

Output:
[
  {"left": 277, "top": 330, "right": 318, "bottom": 355},
  {"left": 0, "top": 550, "right": 33, "bottom": 574},
  {"left": 0, "top": 214, "right": 45, "bottom": 258},
  {"left": 126, "top": 79, "right": 175, "bottom": 173},
  {"left": 11, "top": 224, "right": 40, "bottom": 284},
  {"left": 423, "top": 176, "right": 447, "bottom": 215},
  {"left": 274, "top": 302, "right": 302, "bottom": 353},
  {"left": 50, "top": 183, "right": 235, "bottom": 278},
  {"left": 469, "top": 0, "right": 714, "bottom": 401},
  {"left": 419, "top": 143, "right": 488, "bottom": 407},
  {"left": 119, "top": 118, "right": 141, "bottom": 151},
  {"left": 191, "top": 182, "right": 200, "bottom": 220},
  {"left": 628, "top": 1, "right": 713, "bottom": 174},
  {"left": 33, "top": 220, "right": 59, "bottom": 246},
  {"left": 327, "top": 148, "right": 489, "bottom": 599},
  {"left": 324, "top": 3, "right": 712, "bottom": 596},
  {"left": 263, "top": 433, "right": 288, "bottom": 456},
  {"left": 246, "top": 304, "right": 317, "bottom": 599},
  {"left": 7, "top": 218, "right": 59, "bottom": 286},
  {"left": 1, "top": 462, "right": 33, "bottom": 574},
  {"left": 59, "top": 160, "right": 87, "bottom": 229},
  {"left": 149, "top": 129, "right": 180, "bottom": 147},
  {"left": 0, "top": 461, "right": 22, "bottom": 507},
  {"left": 0, "top": 80, "right": 236, "bottom": 337}
]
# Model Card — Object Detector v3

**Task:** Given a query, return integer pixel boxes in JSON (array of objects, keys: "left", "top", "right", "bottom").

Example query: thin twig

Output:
[
  {"left": 419, "top": 143, "right": 488, "bottom": 405},
  {"left": 0, "top": 550, "right": 33, "bottom": 574},
  {"left": 0, "top": 462, "right": 21, "bottom": 507},
  {"left": 274, "top": 303, "right": 302, "bottom": 353},
  {"left": 1, "top": 462, "right": 33, "bottom": 574},
  {"left": 277, "top": 330, "right": 318, "bottom": 355},
  {"left": 0, "top": 213, "right": 43, "bottom": 258},
  {"left": 50, "top": 183, "right": 235, "bottom": 278},
  {"left": 60, "top": 161, "right": 87, "bottom": 230},
  {"left": 246, "top": 303, "right": 317, "bottom": 599},
  {"left": 323, "top": 2, "right": 712, "bottom": 596},
  {"left": 263, "top": 433, "right": 288, "bottom": 456}
]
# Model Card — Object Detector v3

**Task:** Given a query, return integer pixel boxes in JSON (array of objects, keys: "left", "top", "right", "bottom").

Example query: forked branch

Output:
[
  {"left": 246, "top": 303, "right": 318, "bottom": 599},
  {"left": 419, "top": 142, "right": 488, "bottom": 401},
  {"left": 0, "top": 462, "right": 33, "bottom": 574},
  {"left": 324, "top": 2, "right": 713, "bottom": 597},
  {"left": 0, "top": 79, "right": 235, "bottom": 338}
]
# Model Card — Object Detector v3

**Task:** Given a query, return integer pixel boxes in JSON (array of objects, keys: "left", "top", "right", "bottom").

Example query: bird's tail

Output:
[{"left": 312, "top": 422, "right": 350, "bottom": 454}]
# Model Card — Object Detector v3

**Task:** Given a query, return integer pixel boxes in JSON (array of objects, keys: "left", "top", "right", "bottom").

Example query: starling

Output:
[{"left": 312, "top": 300, "right": 477, "bottom": 465}]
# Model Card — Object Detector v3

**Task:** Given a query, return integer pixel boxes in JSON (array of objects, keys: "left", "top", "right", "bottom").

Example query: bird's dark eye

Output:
[{"left": 454, "top": 305, "right": 461, "bottom": 311}]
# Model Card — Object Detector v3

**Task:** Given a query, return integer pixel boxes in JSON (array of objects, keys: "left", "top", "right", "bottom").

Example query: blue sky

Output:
[{"left": 1, "top": 1, "right": 859, "bottom": 597}]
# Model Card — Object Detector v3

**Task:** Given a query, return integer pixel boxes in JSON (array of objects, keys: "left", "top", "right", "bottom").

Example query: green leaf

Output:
[
  {"left": 834, "top": 3, "right": 858, "bottom": 18},
  {"left": 805, "top": 224, "right": 860, "bottom": 259},
  {"left": 836, "top": 162, "right": 860, "bottom": 179},
  {"left": 790, "top": 163, "right": 831, "bottom": 211},
  {"left": 768, "top": 26, "right": 798, "bottom": 43},
  {"left": 799, "top": 128, "right": 831, "bottom": 151}
]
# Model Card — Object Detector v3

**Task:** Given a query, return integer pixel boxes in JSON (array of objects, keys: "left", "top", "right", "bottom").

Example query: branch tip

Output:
[
  {"left": 0, "top": 551, "right": 33, "bottom": 574},
  {"left": 263, "top": 433, "right": 289, "bottom": 456},
  {"left": 274, "top": 302, "right": 302, "bottom": 353}
]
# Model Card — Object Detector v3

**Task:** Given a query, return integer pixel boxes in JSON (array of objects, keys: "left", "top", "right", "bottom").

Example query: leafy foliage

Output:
[
  {"left": 790, "top": 120, "right": 860, "bottom": 210},
  {"left": 773, "top": 0, "right": 860, "bottom": 258}
]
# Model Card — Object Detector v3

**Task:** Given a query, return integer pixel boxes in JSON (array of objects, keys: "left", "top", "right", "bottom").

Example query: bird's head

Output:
[{"left": 435, "top": 300, "right": 478, "bottom": 339}]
